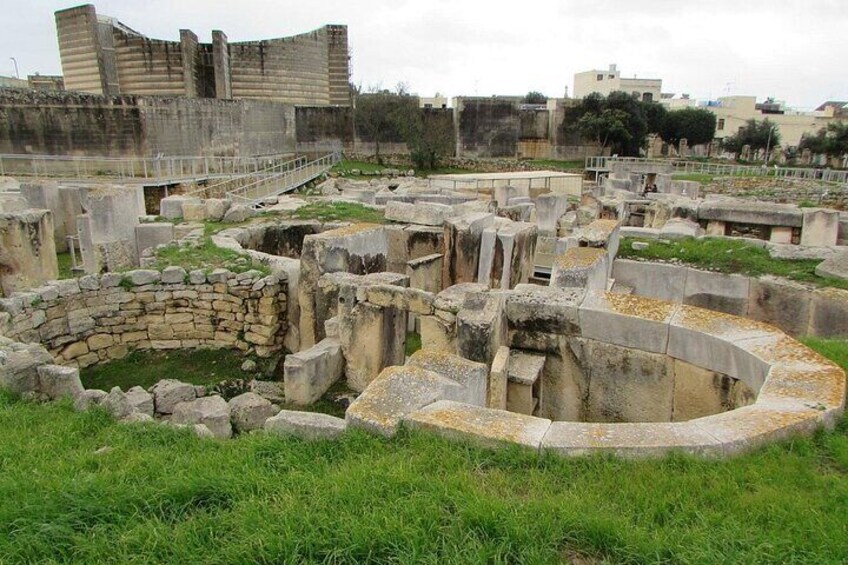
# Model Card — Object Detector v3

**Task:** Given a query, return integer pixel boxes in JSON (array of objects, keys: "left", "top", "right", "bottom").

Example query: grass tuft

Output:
[
  {"left": 619, "top": 236, "right": 848, "bottom": 289},
  {"left": 290, "top": 201, "right": 387, "bottom": 224}
]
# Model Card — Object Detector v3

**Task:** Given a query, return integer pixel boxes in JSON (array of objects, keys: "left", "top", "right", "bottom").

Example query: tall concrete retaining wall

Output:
[{"left": 0, "top": 89, "right": 295, "bottom": 157}]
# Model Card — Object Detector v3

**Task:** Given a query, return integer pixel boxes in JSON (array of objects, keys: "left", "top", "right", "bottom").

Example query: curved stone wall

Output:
[
  {"left": 612, "top": 259, "right": 848, "bottom": 337},
  {"left": 347, "top": 288, "right": 846, "bottom": 458},
  {"left": 0, "top": 268, "right": 288, "bottom": 368}
]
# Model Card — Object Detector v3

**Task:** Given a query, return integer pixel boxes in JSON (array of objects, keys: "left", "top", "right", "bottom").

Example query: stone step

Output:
[{"left": 507, "top": 350, "right": 546, "bottom": 386}]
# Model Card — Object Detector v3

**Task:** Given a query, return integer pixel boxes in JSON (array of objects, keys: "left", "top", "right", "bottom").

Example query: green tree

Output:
[
  {"left": 800, "top": 122, "right": 848, "bottom": 158},
  {"left": 721, "top": 119, "right": 780, "bottom": 161},
  {"left": 565, "top": 91, "right": 664, "bottom": 156},
  {"left": 660, "top": 108, "right": 717, "bottom": 150},
  {"left": 524, "top": 91, "right": 548, "bottom": 104},
  {"left": 353, "top": 86, "right": 418, "bottom": 163}
]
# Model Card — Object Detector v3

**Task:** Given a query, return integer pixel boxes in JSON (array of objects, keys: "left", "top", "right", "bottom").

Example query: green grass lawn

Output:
[
  {"left": 619, "top": 236, "right": 848, "bottom": 289},
  {"left": 528, "top": 159, "right": 584, "bottom": 171},
  {"left": 290, "top": 201, "right": 386, "bottom": 224},
  {"left": 56, "top": 251, "right": 78, "bottom": 279},
  {"left": 80, "top": 349, "right": 263, "bottom": 391},
  {"left": 152, "top": 238, "right": 270, "bottom": 275},
  {"left": 671, "top": 173, "right": 715, "bottom": 184}
]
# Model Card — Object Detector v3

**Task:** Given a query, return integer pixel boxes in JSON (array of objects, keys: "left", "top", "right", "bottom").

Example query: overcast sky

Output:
[{"left": 2, "top": 0, "right": 846, "bottom": 110}]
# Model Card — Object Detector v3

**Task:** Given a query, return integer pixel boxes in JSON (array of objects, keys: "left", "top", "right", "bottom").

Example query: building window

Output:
[
  {"left": 642, "top": 92, "right": 653, "bottom": 103},
  {"left": 597, "top": 74, "right": 604, "bottom": 81},
  {"left": 717, "top": 118, "right": 725, "bottom": 131},
  {"left": 424, "top": 104, "right": 432, "bottom": 108}
]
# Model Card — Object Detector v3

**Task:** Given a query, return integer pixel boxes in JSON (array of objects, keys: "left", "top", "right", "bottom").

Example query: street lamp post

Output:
[{"left": 9, "top": 57, "right": 19, "bottom": 79}]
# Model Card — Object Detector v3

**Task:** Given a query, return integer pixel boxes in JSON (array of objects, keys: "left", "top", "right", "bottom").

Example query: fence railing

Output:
[
  {"left": 228, "top": 152, "right": 341, "bottom": 206},
  {"left": 185, "top": 156, "right": 308, "bottom": 199},
  {"left": 585, "top": 156, "right": 848, "bottom": 184},
  {"left": 0, "top": 152, "right": 297, "bottom": 180}
]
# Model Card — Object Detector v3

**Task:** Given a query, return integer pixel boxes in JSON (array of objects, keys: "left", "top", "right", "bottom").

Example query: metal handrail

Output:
[
  {"left": 228, "top": 151, "right": 340, "bottom": 205},
  {"left": 0, "top": 151, "right": 297, "bottom": 179},
  {"left": 184, "top": 155, "right": 307, "bottom": 197}
]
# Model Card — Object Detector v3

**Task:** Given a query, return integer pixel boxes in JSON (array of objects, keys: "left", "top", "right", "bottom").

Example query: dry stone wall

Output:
[{"left": 0, "top": 268, "right": 288, "bottom": 368}]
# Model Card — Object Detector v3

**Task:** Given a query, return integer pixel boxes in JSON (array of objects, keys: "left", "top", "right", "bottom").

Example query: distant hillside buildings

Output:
[{"left": 573, "top": 64, "right": 846, "bottom": 147}]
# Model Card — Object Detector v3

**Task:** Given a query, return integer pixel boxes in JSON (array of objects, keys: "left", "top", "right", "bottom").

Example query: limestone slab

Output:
[
  {"left": 403, "top": 400, "right": 552, "bottom": 450},
  {"left": 578, "top": 291, "right": 677, "bottom": 354}
]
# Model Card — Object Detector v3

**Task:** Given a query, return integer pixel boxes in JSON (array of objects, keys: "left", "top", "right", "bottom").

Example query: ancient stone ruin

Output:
[{"left": 0, "top": 167, "right": 845, "bottom": 458}]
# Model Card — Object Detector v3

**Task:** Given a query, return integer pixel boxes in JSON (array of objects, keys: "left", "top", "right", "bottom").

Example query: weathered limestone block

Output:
[
  {"left": 550, "top": 248, "right": 609, "bottom": 290},
  {"left": 488, "top": 346, "right": 510, "bottom": 409},
  {"left": 541, "top": 420, "right": 722, "bottom": 458},
  {"left": 152, "top": 379, "right": 197, "bottom": 414},
  {"left": 73, "top": 389, "right": 107, "bottom": 411},
  {"left": 0, "top": 210, "right": 59, "bottom": 296},
  {"left": 456, "top": 291, "right": 506, "bottom": 365},
  {"left": 161, "top": 266, "right": 187, "bottom": 284},
  {"left": 406, "top": 349, "right": 488, "bottom": 406},
  {"left": 228, "top": 392, "right": 279, "bottom": 433},
  {"left": 36, "top": 364, "right": 83, "bottom": 400},
  {"left": 346, "top": 365, "right": 463, "bottom": 437},
  {"left": 807, "top": 287, "right": 848, "bottom": 337},
  {"left": 0, "top": 340, "right": 53, "bottom": 394},
  {"left": 264, "top": 410, "right": 347, "bottom": 440},
  {"left": 385, "top": 200, "right": 452, "bottom": 226},
  {"left": 159, "top": 196, "right": 199, "bottom": 220},
  {"left": 757, "top": 362, "right": 845, "bottom": 427},
  {"left": 671, "top": 359, "right": 753, "bottom": 421},
  {"left": 815, "top": 250, "right": 848, "bottom": 281},
  {"left": 283, "top": 338, "right": 344, "bottom": 405},
  {"left": 172, "top": 396, "right": 232, "bottom": 439},
  {"left": 102, "top": 387, "right": 135, "bottom": 419},
  {"left": 182, "top": 202, "right": 208, "bottom": 222},
  {"left": 572, "top": 339, "right": 674, "bottom": 422},
  {"left": 505, "top": 284, "right": 583, "bottom": 344},
  {"left": 483, "top": 221, "right": 537, "bottom": 290},
  {"left": 407, "top": 254, "right": 444, "bottom": 294},
  {"left": 683, "top": 268, "right": 750, "bottom": 316},
  {"left": 404, "top": 400, "right": 552, "bottom": 450},
  {"left": 205, "top": 199, "right": 231, "bottom": 221},
  {"left": 801, "top": 208, "right": 839, "bottom": 247},
  {"left": 611, "top": 259, "right": 687, "bottom": 302},
  {"left": 506, "top": 349, "right": 546, "bottom": 414},
  {"left": 420, "top": 314, "right": 456, "bottom": 353},
  {"left": 299, "top": 224, "right": 388, "bottom": 348},
  {"left": 222, "top": 204, "right": 255, "bottom": 223},
  {"left": 746, "top": 276, "right": 812, "bottom": 337},
  {"left": 698, "top": 200, "right": 802, "bottom": 228},
  {"left": 535, "top": 193, "right": 570, "bottom": 235},
  {"left": 659, "top": 218, "right": 703, "bottom": 239},
  {"left": 442, "top": 213, "right": 494, "bottom": 288},
  {"left": 126, "top": 385, "right": 154, "bottom": 417},
  {"left": 667, "top": 305, "right": 779, "bottom": 392},
  {"left": 339, "top": 298, "right": 405, "bottom": 391},
  {"left": 579, "top": 291, "right": 676, "bottom": 354}
]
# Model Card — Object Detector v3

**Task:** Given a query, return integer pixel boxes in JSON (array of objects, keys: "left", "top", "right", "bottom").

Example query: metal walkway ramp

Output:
[{"left": 226, "top": 152, "right": 340, "bottom": 207}]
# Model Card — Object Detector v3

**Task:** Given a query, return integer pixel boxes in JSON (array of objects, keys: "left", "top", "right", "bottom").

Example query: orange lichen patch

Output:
[
  {"left": 694, "top": 404, "right": 819, "bottom": 440},
  {"left": 409, "top": 402, "right": 549, "bottom": 446},
  {"left": 760, "top": 364, "right": 847, "bottom": 408},
  {"left": 597, "top": 291, "right": 677, "bottom": 322},
  {"left": 747, "top": 335, "right": 836, "bottom": 366},
  {"left": 582, "top": 219, "right": 619, "bottom": 240},
  {"left": 813, "top": 287, "right": 848, "bottom": 303},
  {"left": 316, "top": 223, "right": 383, "bottom": 238},
  {"left": 554, "top": 247, "right": 606, "bottom": 269},
  {"left": 672, "top": 304, "right": 778, "bottom": 337}
]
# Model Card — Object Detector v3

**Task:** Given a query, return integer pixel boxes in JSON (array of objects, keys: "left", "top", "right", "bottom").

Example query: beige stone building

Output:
[
  {"left": 660, "top": 95, "right": 843, "bottom": 147},
  {"left": 55, "top": 4, "right": 350, "bottom": 106},
  {"left": 573, "top": 64, "right": 662, "bottom": 103}
]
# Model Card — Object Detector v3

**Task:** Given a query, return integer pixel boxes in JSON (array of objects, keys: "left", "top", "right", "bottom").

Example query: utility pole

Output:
[
  {"left": 763, "top": 124, "right": 775, "bottom": 166},
  {"left": 10, "top": 57, "right": 19, "bottom": 79}
]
